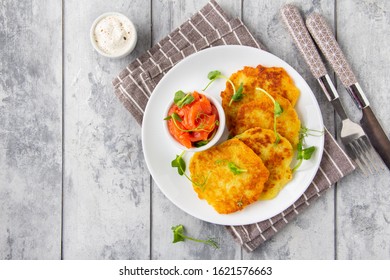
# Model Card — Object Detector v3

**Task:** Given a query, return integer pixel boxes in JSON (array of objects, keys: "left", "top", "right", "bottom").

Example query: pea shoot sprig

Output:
[
  {"left": 174, "top": 90, "right": 195, "bottom": 108},
  {"left": 171, "top": 224, "right": 219, "bottom": 249},
  {"left": 203, "top": 70, "right": 244, "bottom": 106},
  {"left": 164, "top": 90, "right": 195, "bottom": 130},
  {"left": 171, "top": 151, "right": 187, "bottom": 176},
  {"left": 171, "top": 151, "right": 209, "bottom": 190},
  {"left": 292, "top": 126, "right": 323, "bottom": 172},
  {"left": 255, "top": 87, "right": 283, "bottom": 144}
]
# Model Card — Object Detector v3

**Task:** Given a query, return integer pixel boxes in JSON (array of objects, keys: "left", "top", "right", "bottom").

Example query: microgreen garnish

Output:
[
  {"left": 256, "top": 87, "right": 283, "bottom": 144},
  {"left": 203, "top": 70, "right": 244, "bottom": 106},
  {"left": 229, "top": 82, "right": 244, "bottom": 106},
  {"left": 193, "top": 128, "right": 218, "bottom": 147},
  {"left": 194, "top": 140, "right": 209, "bottom": 147},
  {"left": 214, "top": 160, "right": 247, "bottom": 175},
  {"left": 274, "top": 102, "right": 283, "bottom": 117},
  {"left": 292, "top": 126, "right": 323, "bottom": 172},
  {"left": 171, "top": 224, "right": 219, "bottom": 249},
  {"left": 227, "top": 162, "right": 247, "bottom": 175},
  {"left": 292, "top": 143, "right": 316, "bottom": 172},
  {"left": 164, "top": 112, "right": 182, "bottom": 122},
  {"left": 299, "top": 126, "right": 324, "bottom": 138},
  {"left": 171, "top": 152, "right": 209, "bottom": 189},
  {"left": 207, "top": 70, "right": 221, "bottom": 80},
  {"left": 171, "top": 151, "right": 186, "bottom": 175},
  {"left": 174, "top": 90, "right": 195, "bottom": 108}
]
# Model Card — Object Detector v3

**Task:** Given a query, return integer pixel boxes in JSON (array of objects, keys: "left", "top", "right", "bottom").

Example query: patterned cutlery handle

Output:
[
  {"left": 306, "top": 13, "right": 369, "bottom": 108},
  {"left": 280, "top": 4, "right": 327, "bottom": 79},
  {"left": 281, "top": 4, "right": 343, "bottom": 104},
  {"left": 305, "top": 13, "right": 358, "bottom": 88}
]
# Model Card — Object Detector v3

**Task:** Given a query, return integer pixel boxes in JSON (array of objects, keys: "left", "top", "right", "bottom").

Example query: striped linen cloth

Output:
[{"left": 112, "top": 0, "right": 355, "bottom": 252}]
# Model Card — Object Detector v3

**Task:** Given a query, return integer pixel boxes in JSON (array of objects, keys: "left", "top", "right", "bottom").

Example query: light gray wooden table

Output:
[{"left": 1, "top": 0, "right": 389, "bottom": 260}]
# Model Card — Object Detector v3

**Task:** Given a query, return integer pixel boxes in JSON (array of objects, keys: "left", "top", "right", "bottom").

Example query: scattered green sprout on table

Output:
[{"left": 171, "top": 224, "right": 219, "bottom": 249}]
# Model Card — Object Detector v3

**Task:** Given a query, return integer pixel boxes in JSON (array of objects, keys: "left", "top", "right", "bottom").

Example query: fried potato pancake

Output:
[
  {"left": 189, "top": 138, "right": 269, "bottom": 214},
  {"left": 221, "top": 65, "right": 300, "bottom": 131},
  {"left": 233, "top": 93, "right": 301, "bottom": 147},
  {"left": 235, "top": 127, "right": 293, "bottom": 200},
  {"left": 256, "top": 65, "right": 300, "bottom": 106}
]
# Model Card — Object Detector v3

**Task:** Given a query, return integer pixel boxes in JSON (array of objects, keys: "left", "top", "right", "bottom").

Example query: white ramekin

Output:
[{"left": 90, "top": 12, "right": 137, "bottom": 59}]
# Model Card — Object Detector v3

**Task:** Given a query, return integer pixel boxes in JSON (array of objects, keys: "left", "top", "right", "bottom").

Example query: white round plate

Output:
[{"left": 142, "top": 45, "right": 324, "bottom": 226}]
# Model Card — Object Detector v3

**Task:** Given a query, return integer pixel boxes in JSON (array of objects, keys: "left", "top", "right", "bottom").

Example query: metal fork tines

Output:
[
  {"left": 327, "top": 87, "right": 384, "bottom": 176},
  {"left": 340, "top": 118, "right": 383, "bottom": 175}
]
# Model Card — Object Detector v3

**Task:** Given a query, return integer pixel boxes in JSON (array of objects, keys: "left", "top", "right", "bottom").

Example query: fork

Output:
[
  {"left": 335, "top": 100, "right": 381, "bottom": 175},
  {"left": 281, "top": 4, "right": 381, "bottom": 175}
]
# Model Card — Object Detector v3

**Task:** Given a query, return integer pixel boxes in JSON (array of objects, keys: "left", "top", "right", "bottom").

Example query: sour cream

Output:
[{"left": 90, "top": 12, "right": 137, "bottom": 58}]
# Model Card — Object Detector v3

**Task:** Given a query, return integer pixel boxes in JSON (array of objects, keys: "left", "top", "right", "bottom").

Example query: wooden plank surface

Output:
[
  {"left": 62, "top": 0, "right": 152, "bottom": 259},
  {"left": 336, "top": 0, "right": 390, "bottom": 259},
  {"left": 1, "top": 0, "right": 389, "bottom": 260},
  {"left": 0, "top": 0, "right": 62, "bottom": 259}
]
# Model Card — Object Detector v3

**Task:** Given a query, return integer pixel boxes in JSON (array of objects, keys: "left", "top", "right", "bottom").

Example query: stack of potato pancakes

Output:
[{"left": 189, "top": 65, "right": 301, "bottom": 214}]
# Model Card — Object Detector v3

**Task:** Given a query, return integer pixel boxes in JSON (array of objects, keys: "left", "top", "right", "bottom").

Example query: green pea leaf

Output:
[
  {"left": 164, "top": 112, "right": 183, "bottom": 122},
  {"left": 174, "top": 90, "right": 195, "bottom": 108},
  {"left": 171, "top": 224, "right": 219, "bottom": 249},
  {"left": 171, "top": 153, "right": 186, "bottom": 175},
  {"left": 194, "top": 140, "right": 209, "bottom": 147},
  {"left": 231, "top": 82, "right": 244, "bottom": 102},
  {"left": 274, "top": 101, "right": 283, "bottom": 117},
  {"left": 171, "top": 225, "right": 185, "bottom": 243},
  {"left": 302, "top": 146, "right": 316, "bottom": 160},
  {"left": 207, "top": 70, "right": 221, "bottom": 80},
  {"left": 292, "top": 126, "right": 320, "bottom": 172},
  {"left": 174, "top": 90, "right": 186, "bottom": 103},
  {"left": 171, "top": 112, "right": 182, "bottom": 122}
]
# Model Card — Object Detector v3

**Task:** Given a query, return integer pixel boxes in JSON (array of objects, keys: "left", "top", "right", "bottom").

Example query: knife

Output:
[{"left": 305, "top": 13, "right": 390, "bottom": 170}]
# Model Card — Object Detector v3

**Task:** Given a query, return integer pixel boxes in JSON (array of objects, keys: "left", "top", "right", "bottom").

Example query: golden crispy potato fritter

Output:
[
  {"left": 235, "top": 127, "right": 294, "bottom": 200},
  {"left": 233, "top": 92, "right": 300, "bottom": 147},
  {"left": 221, "top": 65, "right": 300, "bottom": 132},
  {"left": 255, "top": 65, "right": 300, "bottom": 107},
  {"left": 189, "top": 138, "right": 269, "bottom": 214}
]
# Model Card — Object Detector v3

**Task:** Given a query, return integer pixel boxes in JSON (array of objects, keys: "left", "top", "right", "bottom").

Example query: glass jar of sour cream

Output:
[{"left": 90, "top": 12, "right": 137, "bottom": 58}]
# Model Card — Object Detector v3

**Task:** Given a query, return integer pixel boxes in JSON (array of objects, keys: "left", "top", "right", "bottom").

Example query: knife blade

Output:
[{"left": 306, "top": 13, "right": 390, "bottom": 170}]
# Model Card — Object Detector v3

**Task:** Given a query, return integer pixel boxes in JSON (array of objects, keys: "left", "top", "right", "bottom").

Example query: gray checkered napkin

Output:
[{"left": 112, "top": 0, "right": 355, "bottom": 252}]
